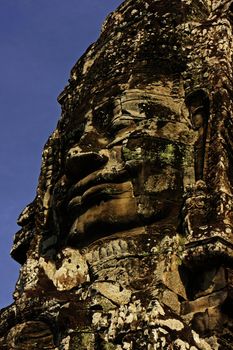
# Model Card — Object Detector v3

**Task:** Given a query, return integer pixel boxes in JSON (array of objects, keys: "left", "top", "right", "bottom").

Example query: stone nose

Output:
[{"left": 66, "top": 150, "right": 108, "bottom": 181}]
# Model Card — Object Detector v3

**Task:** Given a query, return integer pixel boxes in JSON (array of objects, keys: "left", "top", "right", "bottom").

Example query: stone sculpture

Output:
[
  {"left": 1, "top": 0, "right": 233, "bottom": 349},
  {"left": 185, "top": 89, "right": 209, "bottom": 181}
]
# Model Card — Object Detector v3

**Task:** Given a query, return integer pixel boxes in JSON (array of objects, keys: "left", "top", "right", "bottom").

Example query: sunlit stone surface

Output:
[{"left": 1, "top": 0, "right": 233, "bottom": 349}]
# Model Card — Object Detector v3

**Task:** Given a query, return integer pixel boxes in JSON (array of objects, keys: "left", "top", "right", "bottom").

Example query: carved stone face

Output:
[{"left": 52, "top": 86, "right": 194, "bottom": 248}]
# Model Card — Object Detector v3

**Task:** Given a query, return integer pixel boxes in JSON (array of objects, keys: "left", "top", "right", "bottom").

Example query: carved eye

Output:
[
  {"left": 109, "top": 116, "right": 135, "bottom": 135},
  {"left": 92, "top": 101, "right": 114, "bottom": 134},
  {"left": 62, "top": 126, "right": 84, "bottom": 150}
]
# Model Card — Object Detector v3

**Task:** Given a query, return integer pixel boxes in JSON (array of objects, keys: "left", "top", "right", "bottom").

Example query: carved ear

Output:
[
  {"left": 185, "top": 89, "right": 208, "bottom": 102},
  {"left": 185, "top": 89, "right": 209, "bottom": 112},
  {"left": 185, "top": 89, "right": 210, "bottom": 131},
  {"left": 228, "top": 2, "right": 233, "bottom": 16}
]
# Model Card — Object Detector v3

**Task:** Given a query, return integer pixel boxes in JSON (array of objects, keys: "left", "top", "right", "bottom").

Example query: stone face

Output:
[{"left": 1, "top": 0, "right": 233, "bottom": 349}]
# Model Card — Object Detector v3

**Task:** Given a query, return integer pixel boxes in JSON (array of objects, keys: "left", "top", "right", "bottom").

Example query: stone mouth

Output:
[
  {"left": 65, "top": 162, "right": 143, "bottom": 247},
  {"left": 67, "top": 167, "right": 130, "bottom": 200},
  {"left": 67, "top": 158, "right": 143, "bottom": 201},
  {"left": 68, "top": 182, "right": 130, "bottom": 213}
]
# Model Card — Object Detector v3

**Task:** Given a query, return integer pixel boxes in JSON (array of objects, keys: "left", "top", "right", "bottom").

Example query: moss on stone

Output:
[
  {"left": 71, "top": 332, "right": 95, "bottom": 350},
  {"left": 123, "top": 147, "right": 142, "bottom": 161},
  {"left": 160, "top": 144, "right": 175, "bottom": 164}
]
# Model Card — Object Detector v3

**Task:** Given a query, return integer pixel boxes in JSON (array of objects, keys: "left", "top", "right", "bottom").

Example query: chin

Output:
[{"left": 67, "top": 197, "right": 141, "bottom": 246}]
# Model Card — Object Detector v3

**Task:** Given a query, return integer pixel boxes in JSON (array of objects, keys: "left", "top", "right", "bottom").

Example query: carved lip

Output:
[
  {"left": 67, "top": 160, "right": 142, "bottom": 217},
  {"left": 68, "top": 182, "right": 128, "bottom": 211},
  {"left": 67, "top": 160, "right": 142, "bottom": 200},
  {"left": 68, "top": 168, "right": 128, "bottom": 200}
]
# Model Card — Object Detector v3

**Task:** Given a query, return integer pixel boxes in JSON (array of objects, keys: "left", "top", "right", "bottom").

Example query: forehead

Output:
[
  {"left": 94, "top": 86, "right": 182, "bottom": 121},
  {"left": 62, "top": 83, "right": 188, "bottom": 150},
  {"left": 90, "top": 81, "right": 184, "bottom": 122}
]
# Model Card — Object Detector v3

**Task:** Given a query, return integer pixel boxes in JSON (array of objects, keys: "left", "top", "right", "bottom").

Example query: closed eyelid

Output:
[
  {"left": 106, "top": 130, "right": 141, "bottom": 149},
  {"left": 106, "top": 135, "right": 130, "bottom": 149}
]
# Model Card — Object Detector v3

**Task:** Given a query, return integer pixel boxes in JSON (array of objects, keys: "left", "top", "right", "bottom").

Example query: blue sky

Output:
[{"left": 0, "top": 0, "right": 122, "bottom": 308}]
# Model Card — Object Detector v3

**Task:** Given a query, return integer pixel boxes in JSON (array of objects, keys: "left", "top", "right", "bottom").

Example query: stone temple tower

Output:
[{"left": 0, "top": 0, "right": 233, "bottom": 349}]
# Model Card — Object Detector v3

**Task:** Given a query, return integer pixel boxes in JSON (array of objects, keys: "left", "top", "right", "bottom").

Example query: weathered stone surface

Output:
[{"left": 1, "top": 0, "right": 233, "bottom": 349}]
